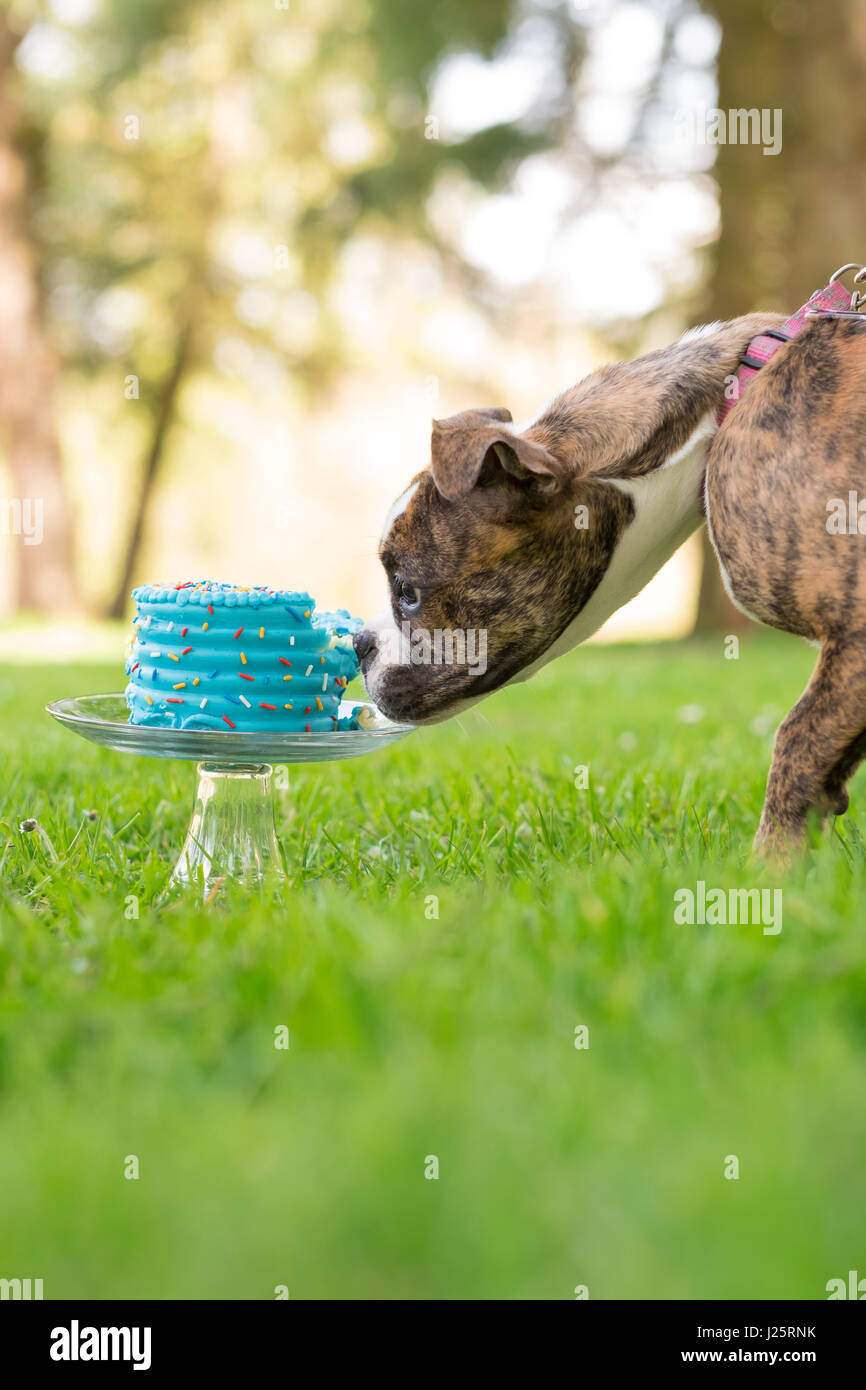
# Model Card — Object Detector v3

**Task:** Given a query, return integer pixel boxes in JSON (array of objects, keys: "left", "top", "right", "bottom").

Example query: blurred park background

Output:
[{"left": 1, "top": 0, "right": 866, "bottom": 654}]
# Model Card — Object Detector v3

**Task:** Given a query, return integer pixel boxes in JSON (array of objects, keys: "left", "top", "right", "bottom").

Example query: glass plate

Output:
[{"left": 46, "top": 693, "right": 413, "bottom": 764}]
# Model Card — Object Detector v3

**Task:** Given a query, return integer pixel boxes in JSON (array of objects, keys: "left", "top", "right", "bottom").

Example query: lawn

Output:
[{"left": 1, "top": 630, "right": 865, "bottom": 1300}]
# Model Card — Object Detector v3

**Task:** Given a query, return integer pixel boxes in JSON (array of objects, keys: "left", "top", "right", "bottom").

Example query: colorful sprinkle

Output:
[
  {"left": 284, "top": 703, "right": 293, "bottom": 710},
  {"left": 192, "top": 677, "right": 200, "bottom": 686},
  {"left": 181, "top": 627, "right": 188, "bottom": 637},
  {"left": 202, "top": 622, "right": 209, "bottom": 631},
  {"left": 207, "top": 604, "right": 214, "bottom": 615},
  {"left": 181, "top": 646, "right": 192, "bottom": 656},
  {"left": 200, "top": 698, "right": 208, "bottom": 709},
  {"left": 168, "top": 653, "right": 179, "bottom": 662},
  {"left": 283, "top": 674, "right": 292, "bottom": 681},
  {"left": 240, "top": 652, "right": 247, "bottom": 664},
  {"left": 259, "top": 627, "right": 265, "bottom": 639},
  {"left": 320, "top": 656, "right": 325, "bottom": 664},
  {"left": 260, "top": 702, "right": 277, "bottom": 710},
  {"left": 290, "top": 636, "right": 295, "bottom": 646},
  {"left": 279, "top": 657, "right": 292, "bottom": 667},
  {"left": 315, "top": 697, "right": 323, "bottom": 710},
  {"left": 166, "top": 697, "right": 184, "bottom": 704},
  {"left": 305, "top": 724, "right": 310, "bottom": 732},
  {"left": 173, "top": 682, "right": 186, "bottom": 690},
  {"left": 209, "top": 670, "right": 218, "bottom": 679},
  {"left": 222, "top": 716, "right": 236, "bottom": 728},
  {"left": 239, "top": 696, "right": 251, "bottom": 708},
  {"left": 304, "top": 705, "right": 311, "bottom": 714},
  {"left": 149, "top": 649, "right": 161, "bottom": 658},
  {"left": 234, "top": 628, "right": 243, "bottom": 639},
  {"left": 145, "top": 696, "right": 153, "bottom": 706},
  {"left": 240, "top": 672, "right": 254, "bottom": 682},
  {"left": 305, "top": 665, "right": 313, "bottom": 676},
  {"left": 224, "top": 695, "right": 241, "bottom": 706},
  {"left": 130, "top": 662, "right": 140, "bottom": 673},
  {"left": 322, "top": 674, "right": 328, "bottom": 691}
]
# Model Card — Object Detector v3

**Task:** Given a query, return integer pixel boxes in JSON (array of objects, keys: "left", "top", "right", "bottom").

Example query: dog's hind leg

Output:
[
  {"left": 820, "top": 726, "right": 866, "bottom": 817},
  {"left": 755, "top": 640, "right": 866, "bottom": 857}
]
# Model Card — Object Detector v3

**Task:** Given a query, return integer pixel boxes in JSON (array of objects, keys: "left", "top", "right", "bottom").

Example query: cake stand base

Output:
[
  {"left": 169, "top": 762, "right": 285, "bottom": 895},
  {"left": 45, "top": 695, "right": 413, "bottom": 905}
]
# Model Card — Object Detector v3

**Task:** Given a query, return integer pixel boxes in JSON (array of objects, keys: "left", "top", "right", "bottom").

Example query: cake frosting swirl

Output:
[{"left": 125, "top": 581, "right": 362, "bottom": 732}]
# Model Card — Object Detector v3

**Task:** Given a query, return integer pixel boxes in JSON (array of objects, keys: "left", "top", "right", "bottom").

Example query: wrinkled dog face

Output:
[{"left": 354, "top": 409, "right": 633, "bottom": 723}]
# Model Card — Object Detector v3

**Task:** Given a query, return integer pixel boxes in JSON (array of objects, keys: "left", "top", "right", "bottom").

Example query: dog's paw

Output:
[
  {"left": 751, "top": 817, "right": 804, "bottom": 866},
  {"left": 820, "top": 784, "right": 850, "bottom": 818}
]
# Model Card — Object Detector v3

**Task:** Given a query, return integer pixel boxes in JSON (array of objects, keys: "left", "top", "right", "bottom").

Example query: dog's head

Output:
[{"left": 355, "top": 314, "right": 784, "bottom": 723}]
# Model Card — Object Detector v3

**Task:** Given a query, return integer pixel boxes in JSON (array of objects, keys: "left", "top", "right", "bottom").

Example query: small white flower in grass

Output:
[
  {"left": 619, "top": 731, "right": 637, "bottom": 751},
  {"left": 677, "top": 703, "right": 705, "bottom": 724},
  {"left": 71, "top": 958, "right": 88, "bottom": 974},
  {"left": 18, "top": 817, "right": 58, "bottom": 859}
]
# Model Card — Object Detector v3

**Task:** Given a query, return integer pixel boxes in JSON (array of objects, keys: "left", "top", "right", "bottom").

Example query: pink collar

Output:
[{"left": 716, "top": 278, "right": 855, "bottom": 426}]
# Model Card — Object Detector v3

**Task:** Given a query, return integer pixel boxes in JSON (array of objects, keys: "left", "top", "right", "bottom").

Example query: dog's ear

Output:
[{"left": 430, "top": 407, "right": 567, "bottom": 501}]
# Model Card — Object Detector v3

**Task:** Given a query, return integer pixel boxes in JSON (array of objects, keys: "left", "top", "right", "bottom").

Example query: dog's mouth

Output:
[
  {"left": 360, "top": 659, "right": 479, "bottom": 725},
  {"left": 359, "top": 641, "right": 536, "bottom": 725}
]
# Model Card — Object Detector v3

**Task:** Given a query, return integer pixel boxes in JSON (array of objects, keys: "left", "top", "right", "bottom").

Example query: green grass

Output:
[{"left": 1, "top": 630, "right": 865, "bottom": 1299}]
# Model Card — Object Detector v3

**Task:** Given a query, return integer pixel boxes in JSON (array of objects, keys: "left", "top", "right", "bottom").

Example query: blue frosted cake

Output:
[{"left": 125, "top": 582, "right": 362, "bottom": 732}]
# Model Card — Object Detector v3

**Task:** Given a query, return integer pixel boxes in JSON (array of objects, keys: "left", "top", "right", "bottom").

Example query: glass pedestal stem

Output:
[{"left": 169, "top": 762, "right": 285, "bottom": 895}]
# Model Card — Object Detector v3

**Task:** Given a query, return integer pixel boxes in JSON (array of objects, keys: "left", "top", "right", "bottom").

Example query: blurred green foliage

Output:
[{"left": 13, "top": 0, "right": 572, "bottom": 387}]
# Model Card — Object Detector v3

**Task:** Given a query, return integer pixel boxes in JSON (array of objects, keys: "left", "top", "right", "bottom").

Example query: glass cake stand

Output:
[{"left": 46, "top": 694, "right": 413, "bottom": 898}]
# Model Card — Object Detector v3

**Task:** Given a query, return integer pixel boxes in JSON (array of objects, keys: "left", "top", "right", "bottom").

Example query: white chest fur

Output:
[{"left": 509, "top": 413, "right": 716, "bottom": 685}]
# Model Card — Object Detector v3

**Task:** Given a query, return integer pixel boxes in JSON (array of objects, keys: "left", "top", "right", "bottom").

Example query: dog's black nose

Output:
[{"left": 353, "top": 628, "right": 378, "bottom": 667}]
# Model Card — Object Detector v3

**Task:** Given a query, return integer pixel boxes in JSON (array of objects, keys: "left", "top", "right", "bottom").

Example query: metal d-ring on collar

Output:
[
  {"left": 808, "top": 262, "right": 866, "bottom": 317},
  {"left": 718, "top": 264, "right": 865, "bottom": 425}
]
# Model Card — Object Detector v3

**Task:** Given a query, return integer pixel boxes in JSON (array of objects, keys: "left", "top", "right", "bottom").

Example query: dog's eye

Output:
[{"left": 397, "top": 579, "right": 421, "bottom": 610}]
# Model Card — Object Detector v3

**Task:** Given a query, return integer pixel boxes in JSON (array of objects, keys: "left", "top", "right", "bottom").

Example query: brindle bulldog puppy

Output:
[{"left": 354, "top": 310, "right": 866, "bottom": 855}]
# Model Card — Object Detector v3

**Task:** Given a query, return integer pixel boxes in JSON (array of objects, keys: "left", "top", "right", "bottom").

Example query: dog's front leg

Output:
[{"left": 755, "top": 640, "right": 866, "bottom": 857}]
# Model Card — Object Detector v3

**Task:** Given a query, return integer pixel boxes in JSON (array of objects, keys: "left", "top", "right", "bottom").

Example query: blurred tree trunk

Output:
[
  {"left": 106, "top": 317, "right": 194, "bottom": 619},
  {"left": 0, "top": 13, "right": 77, "bottom": 611},
  {"left": 694, "top": 0, "right": 866, "bottom": 632}
]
